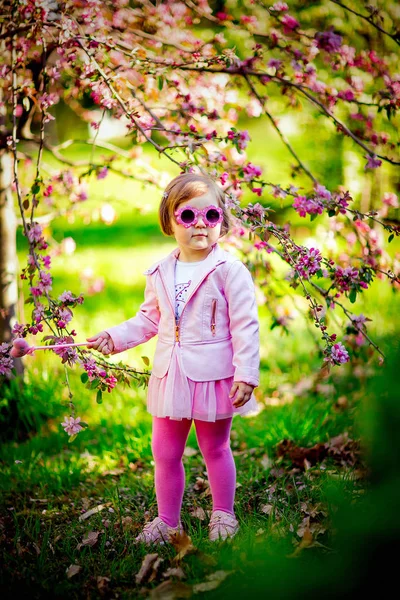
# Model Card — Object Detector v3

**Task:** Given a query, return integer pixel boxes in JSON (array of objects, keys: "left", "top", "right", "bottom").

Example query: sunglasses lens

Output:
[
  {"left": 180, "top": 209, "right": 195, "bottom": 224},
  {"left": 206, "top": 208, "right": 220, "bottom": 223}
]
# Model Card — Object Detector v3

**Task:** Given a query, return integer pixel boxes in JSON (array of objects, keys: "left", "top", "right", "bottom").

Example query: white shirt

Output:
[{"left": 174, "top": 259, "right": 204, "bottom": 322}]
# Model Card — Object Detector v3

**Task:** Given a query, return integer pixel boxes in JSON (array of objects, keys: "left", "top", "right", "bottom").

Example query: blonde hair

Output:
[{"left": 159, "top": 173, "right": 231, "bottom": 237}]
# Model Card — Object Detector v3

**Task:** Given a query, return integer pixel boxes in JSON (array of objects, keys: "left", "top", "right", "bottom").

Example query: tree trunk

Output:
[{"left": 0, "top": 148, "right": 24, "bottom": 376}]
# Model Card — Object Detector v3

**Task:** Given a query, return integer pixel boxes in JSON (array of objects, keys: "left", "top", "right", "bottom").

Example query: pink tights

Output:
[{"left": 151, "top": 416, "right": 236, "bottom": 528}]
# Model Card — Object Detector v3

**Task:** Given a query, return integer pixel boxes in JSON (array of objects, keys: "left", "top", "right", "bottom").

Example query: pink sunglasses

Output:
[{"left": 174, "top": 205, "right": 223, "bottom": 228}]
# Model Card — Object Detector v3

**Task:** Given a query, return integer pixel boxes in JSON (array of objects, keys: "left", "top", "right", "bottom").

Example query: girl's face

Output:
[{"left": 170, "top": 190, "right": 222, "bottom": 262}]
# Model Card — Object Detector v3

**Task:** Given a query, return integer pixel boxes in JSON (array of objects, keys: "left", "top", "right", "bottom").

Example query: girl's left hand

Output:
[{"left": 229, "top": 381, "right": 255, "bottom": 408}]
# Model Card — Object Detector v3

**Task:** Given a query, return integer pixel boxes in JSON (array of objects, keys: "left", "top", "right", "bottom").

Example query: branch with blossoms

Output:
[{"left": 233, "top": 202, "right": 382, "bottom": 371}]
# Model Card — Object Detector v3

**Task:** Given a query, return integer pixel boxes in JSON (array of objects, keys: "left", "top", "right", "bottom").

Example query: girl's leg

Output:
[
  {"left": 194, "top": 417, "right": 236, "bottom": 517},
  {"left": 151, "top": 416, "right": 192, "bottom": 528}
]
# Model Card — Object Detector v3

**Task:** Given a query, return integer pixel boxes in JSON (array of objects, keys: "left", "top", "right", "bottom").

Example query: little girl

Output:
[{"left": 87, "top": 173, "right": 260, "bottom": 545}]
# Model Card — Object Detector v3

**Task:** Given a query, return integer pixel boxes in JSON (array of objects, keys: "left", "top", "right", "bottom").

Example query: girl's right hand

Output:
[{"left": 86, "top": 332, "right": 115, "bottom": 355}]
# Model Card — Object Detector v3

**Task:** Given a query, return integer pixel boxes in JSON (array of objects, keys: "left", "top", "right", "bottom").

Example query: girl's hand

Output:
[
  {"left": 229, "top": 381, "right": 255, "bottom": 408},
  {"left": 86, "top": 332, "right": 114, "bottom": 355}
]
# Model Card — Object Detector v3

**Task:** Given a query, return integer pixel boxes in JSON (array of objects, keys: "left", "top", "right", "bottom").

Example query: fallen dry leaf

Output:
[
  {"left": 79, "top": 502, "right": 112, "bottom": 521},
  {"left": 183, "top": 446, "right": 198, "bottom": 457},
  {"left": 188, "top": 506, "right": 209, "bottom": 520},
  {"left": 121, "top": 516, "right": 134, "bottom": 530},
  {"left": 162, "top": 567, "right": 186, "bottom": 580},
  {"left": 288, "top": 527, "right": 314, "bottom": 558},
  {"left": 261, "top": 454, "right": 273, "bottom": 470},
  {"left": 101, "top": 468, "right": 125, "bottom": 477},
  {"left": 66, "top": 564, "right": 81, "bottom": 578},
  {"left": 193, "top": 477, "right": 209, "bottom": 492},
  {"left": 135, "top": 553, "right": 162, "bottom": 585},
  {"left": 97, "top": 575, "right": 110, "bottom": 594},
  {"left": 77, "top": 530, "right": 99, "bottom": 550},
  {"left": 148, "top": 579, "right": 193, "bottom": 599},
  {"left": 192, "top": 570, "right": 234, "bottom": 593},
  {"left": 171, "top": 530, "right": 196, "bottom": 562},
  {"left": 260, "top": 503, "right": 274, "bottom": 515}
]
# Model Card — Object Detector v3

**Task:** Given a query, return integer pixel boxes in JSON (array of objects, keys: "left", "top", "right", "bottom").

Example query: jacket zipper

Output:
[
  {"left": 158, "top": 264, "right": 221, "bottom": 345},
  {"left": 210, "top": 299, "right": 217, "bottom": 336}
]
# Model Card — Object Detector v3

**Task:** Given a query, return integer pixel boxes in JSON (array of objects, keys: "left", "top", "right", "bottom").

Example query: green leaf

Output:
[
  {"left": 349, "top": 289, "right": 357, "bottom": 303},
  {"left": 158, "top": 76, "right": 163, "bottom": 91},
  {"left": 80, "top": 372, "right": 89, "bottom": 383},
  {"left": 90, "top": 378, "right": 100, "bottom": 389},
  {"left": 68, "top": 434, "right": 77, "bottom": 443},
  {"left": 328, "top": 209, "right": 336, "bottom": 217},
  {"left": 31, "top": 183, "right": 40, "bottom": 195},
  {"left": 388, "top": 233, "right": 394, "bottom": 243},
  {"left": 96, "top": 390, "right": 103, "bottom": 404},
  {"left": 141, "top": 356, "right": 150, "bottom": 366}
]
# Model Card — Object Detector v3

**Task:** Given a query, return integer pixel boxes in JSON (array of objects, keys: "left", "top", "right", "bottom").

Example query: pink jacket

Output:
[{"left": 105, "top": 242, "right": 260, "bottom": 386}]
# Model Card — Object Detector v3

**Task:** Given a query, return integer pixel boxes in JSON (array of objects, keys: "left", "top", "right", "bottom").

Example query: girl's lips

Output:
[{"left": 193, "top": 234, "right": 207, "bottom": 237}]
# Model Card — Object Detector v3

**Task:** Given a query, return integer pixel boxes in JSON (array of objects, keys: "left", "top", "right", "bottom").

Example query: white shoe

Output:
[{"left": 135, "top": 516, "right": 184, "bottom": 546}]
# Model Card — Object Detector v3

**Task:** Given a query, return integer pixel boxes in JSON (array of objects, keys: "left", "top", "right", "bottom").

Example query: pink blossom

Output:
[
  {"left": 337, "top": 89, "right": 355, "bottom": 101},
  {"left": 105, "top": 376, "right": 117, "bottom": 391},
  {"left": 27, "top": 223, "right": 43, "bottom": 243},
  {"left": 30, "top": 286, "right": 42, "bottom": 297},
  {"left": 70, "top": 183, "right": 89, "bottom": 202},
  {"left": 281, "top": 15, "right": 299, "bottom": 33},
  {"left": 271, "top": 2, "right": 288, "bottom": 11},
  {"left": 39, "top": 271, "right": 52, "bottom": 292},
  {"left": 315, "top": 30, "right": 342, "bottom": 53},
  {"left": 58, "top": 290, "right": 75, "bottom": 303},
  {"left": 350, "top": 314, "right": 367, "bottom": 330},
  {"left": 254, "top": 241, "right": 268, "bottom": 250},
  {"left": 61, "top": 416, "right": 84, "bottom": 436},
  {"left": 252, "top": 188, "right": 263, "bottom": 197},
  {"left": 268, "top": 58, "right": 283, "bottom": 70},
  {"left": 33, "top": 302, "right": 45, "bottom": 323},
  {"left": 220, "top": 172, "right": 229, "bottom": 186},
  {"left": 97, "top": 166, "right": 108, "bottom": 180},
  {"left": 364, "top": 155, "right": 382, "bottom": 170},
  {"left": 293, "top": 195, "right": 324, "bottom": 218},
  {"left": 12, "top": 323, "right": 25, "bottom": 336},
  {"left": 383, "top": 192, "right": 399, "bottom": 208},
  {"left": 330, "top": 342, "right": 350, "bottom": 364},
  {"left": 0, "top": 354, "right": 13, "bottom": 376},
  {"left": 240, "top": 15, "right": 258, "bottom": 26},
  {"left": 314, "top": 184, "right": 332, "bottom": 200},
  {"left": 296, "top": 247, "right": 322, "bottom": 279},
  {"left": 238, "top": 130, "right": 251, "bottom": 150},
  {"left": 243, "top": 162, "right": 263, "bottom": 181},
  {"left": 272, "top": 186, "right": 287, "bottom": 198}
]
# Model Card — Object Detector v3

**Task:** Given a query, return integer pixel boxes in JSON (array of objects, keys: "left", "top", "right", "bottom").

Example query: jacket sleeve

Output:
[
  {"left": 224, "top": 261, "right": 260, "bottom": 387},
  {"left": 104, "top": 275, "right": 160, "bottom": 354}
]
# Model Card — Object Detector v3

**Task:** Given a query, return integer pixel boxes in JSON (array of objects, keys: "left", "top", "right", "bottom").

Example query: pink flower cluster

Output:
[
  {"left": 61, "top": 416, "right": 83, "bottom": 436},
  {"left": 227, "top": 129, "right": 251, "bottom": 151},
  {"left": 296, "top": 247, "right": 322, "bottom": 279},
  {"left": 243, "top": 162, "right": 263, "bottom": 181},
  {"left": 293, "top": 195, "right": 324, "bottom": 218},
  {"left": 81, "top": 358, "right": 118, "bottom": 392},
  {"left": 334, "top": 266, "right": 368, "bottom": 293},
  {"left": 315, "top": 30, "right": 342, "bottom": 53},
  {"left": 330, "top": 342, "right": 350, "bottom": 365}
]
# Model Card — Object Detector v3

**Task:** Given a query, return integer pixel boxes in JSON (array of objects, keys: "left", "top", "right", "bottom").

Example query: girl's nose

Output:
[{"left": 195, "top": 216, "right": 206, "bottom": 227}]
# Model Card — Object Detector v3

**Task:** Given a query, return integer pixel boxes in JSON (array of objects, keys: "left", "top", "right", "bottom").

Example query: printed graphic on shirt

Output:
[{"left": 175, "top": 281, "right": 191, "bottom": 321}]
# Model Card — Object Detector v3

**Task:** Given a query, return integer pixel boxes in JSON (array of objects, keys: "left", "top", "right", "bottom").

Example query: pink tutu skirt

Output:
[{"left": 146, "top": 343, "right": 259, "bottom": 422}]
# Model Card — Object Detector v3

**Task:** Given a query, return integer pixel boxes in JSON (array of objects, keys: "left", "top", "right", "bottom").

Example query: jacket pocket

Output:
[{"left": 210, "top": 299, "right": 217, "bottom": 336}]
